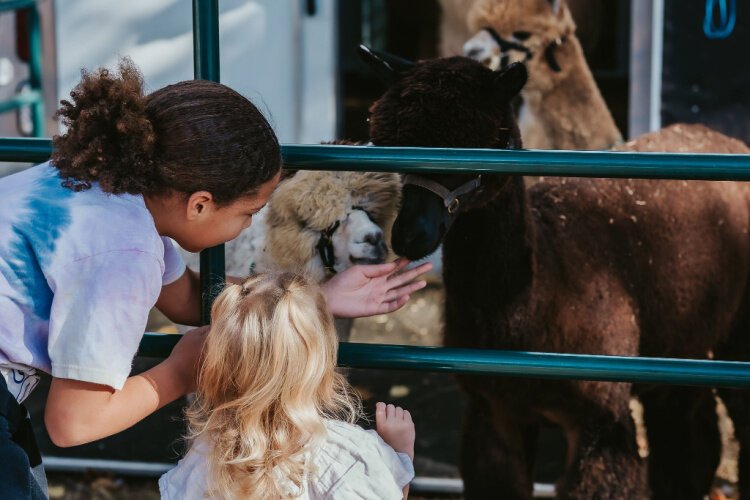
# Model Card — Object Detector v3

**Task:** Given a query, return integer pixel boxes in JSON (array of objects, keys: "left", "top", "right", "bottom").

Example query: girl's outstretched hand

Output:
[{"left": 321, "top": 259, "right": 432, "bottom": 318}]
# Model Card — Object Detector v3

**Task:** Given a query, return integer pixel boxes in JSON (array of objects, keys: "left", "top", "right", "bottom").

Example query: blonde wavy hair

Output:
[{"left": 186, "top": 272, "right": 362, "bottom": 499}]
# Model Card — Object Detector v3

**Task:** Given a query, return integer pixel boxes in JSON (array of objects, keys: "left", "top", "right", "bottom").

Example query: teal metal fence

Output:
[
  {"left": 2, "top": 0, "right": 750, "bottom": 388},
  {"left": 0, "top": 0, "right": 44, "bottom": 137},
  {"left": 4, "top": 138, "right": 750, "bottom": 180}
]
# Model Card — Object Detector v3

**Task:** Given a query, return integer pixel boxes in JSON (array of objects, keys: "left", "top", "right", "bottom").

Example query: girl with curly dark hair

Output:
[{"left": 0, "top": 59, "right": 430, "bottom": 498}]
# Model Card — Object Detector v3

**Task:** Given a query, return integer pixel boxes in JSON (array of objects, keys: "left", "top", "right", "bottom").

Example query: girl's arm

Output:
[
  {"left": 156, "top": 269, "right": 246, "bottom": 327},
  {"left": 155, "top": 268, "right": 202, "bottom": 326},
  {"left": 44, "top": 326, "right": 207, "bottom": 447}
]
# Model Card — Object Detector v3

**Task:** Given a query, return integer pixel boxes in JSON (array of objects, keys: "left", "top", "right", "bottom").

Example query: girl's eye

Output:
[{"left": 513, "top": 31, "right": 532, "bottom": 40}]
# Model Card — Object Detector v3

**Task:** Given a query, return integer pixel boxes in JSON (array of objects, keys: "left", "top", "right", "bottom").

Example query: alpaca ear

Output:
[
  {"left": 493, "top": 62, "right": 527, "bottom": 100},
  {"left": 357, "top": 44, "right": 415, "bottom": 85}
]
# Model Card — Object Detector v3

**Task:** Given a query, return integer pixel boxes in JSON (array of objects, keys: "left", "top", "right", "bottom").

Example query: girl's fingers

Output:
[
  {"left": 361, "top": 261, "right": 400, "bottom": 278},
  {"left": 404, "top": 410, "right": 412, "bottom": 422},
  {"left": 391, "top": 258, "right": 410, "bottom": 273},
  {"left": 378, "top": 295, "right": 410, "bottom": 314},
  {"left": 376, "top": 402, "right": 386, "bottom": 423},
  {"left": 387, "top": 403, "right": 396, "bottom": 419},
  {"left": 384, "top": 280, "right": 426, "bottom": 303},
  {"left": 396, "top": 406, "right": 404, "bottom": 419},
  {"left": 387, "top": 262, "right": 432, "bottom": 286}
]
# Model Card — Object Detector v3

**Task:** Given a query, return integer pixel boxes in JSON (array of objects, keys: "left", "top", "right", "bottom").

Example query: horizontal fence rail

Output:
[
  {"left": 138, "top": 333, "right": 750, "bottom": 389},
  {"left": 5, "top": 136, "right": 750, "bottom": 388},
  {"left": 3, "top": 138, "right": 750, "bottom": 180}
]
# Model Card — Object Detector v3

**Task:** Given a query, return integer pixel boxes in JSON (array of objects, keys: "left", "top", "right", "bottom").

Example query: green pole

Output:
[
  {"left": 136, "top": 334, "right": 750, "bottom": 389},
  {"left": 3, "top": 140, "right": 750, "bottom": 181},
  {"left": 192, "top": 0, "right": 224, "bottom": 325},
  {"left": 26, "top": 3, "right": 44, "bottom": 137}
]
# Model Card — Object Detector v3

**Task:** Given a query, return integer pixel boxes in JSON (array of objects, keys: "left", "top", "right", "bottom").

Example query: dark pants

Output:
[{"left": 0, "top": 376, "right": 46, "bottom": 499}]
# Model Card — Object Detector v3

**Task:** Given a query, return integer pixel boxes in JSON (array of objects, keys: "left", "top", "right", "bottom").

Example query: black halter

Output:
[
  {"left": 316, "top": 220, "right": 341, "bottom": 275},
  {"left": 403, "top": 174, "right": 483, "bottom": 224},
  {"left": 483, "top": 27, "right": 565, "bottom": 73}
]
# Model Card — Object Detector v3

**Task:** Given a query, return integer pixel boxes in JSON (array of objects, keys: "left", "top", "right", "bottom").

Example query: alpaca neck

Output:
[
  {"left": 442, "top": 176, "right": 534, "bottom": 306},
  {"left": 524, "top": 37, "right": 622, "bottom": 150}
]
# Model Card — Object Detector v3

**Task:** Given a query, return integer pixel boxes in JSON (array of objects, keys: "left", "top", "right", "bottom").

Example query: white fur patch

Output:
[
  {"left": 331, "top": 209, "right": 387, "bottom": 273},
  {"left": 463, "top": 30, "right": 502, "bottom": 70}
]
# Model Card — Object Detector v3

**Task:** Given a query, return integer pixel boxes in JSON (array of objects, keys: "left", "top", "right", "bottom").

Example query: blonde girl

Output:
[{"left": 159, "top": 273, "right": 416, "bottom": 499}]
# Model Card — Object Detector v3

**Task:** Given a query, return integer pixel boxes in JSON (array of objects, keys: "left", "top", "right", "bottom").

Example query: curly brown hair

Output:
[{"left": 52, "top": 58, "right": 281, "bottom": 204}]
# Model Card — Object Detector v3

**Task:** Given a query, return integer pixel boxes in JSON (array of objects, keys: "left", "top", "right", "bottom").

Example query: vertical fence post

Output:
[
  {"left": 192, "top": 0, "right": 224, "bottom": 325},
  {"left": 26, "top": 3, "right": 44, "bottom": 137}
]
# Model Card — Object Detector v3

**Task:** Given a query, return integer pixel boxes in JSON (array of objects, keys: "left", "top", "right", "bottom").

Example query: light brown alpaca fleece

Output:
[
  {"left": 441, "top": 0, "right": 622, "bottom": 150},
  {"left": 264, "top": 170, "right": 401, "bottom": 281}
]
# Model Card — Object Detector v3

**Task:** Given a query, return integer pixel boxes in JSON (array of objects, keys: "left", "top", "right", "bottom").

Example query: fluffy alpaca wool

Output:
[
  {"left": 262, "top": 170, "right": 401, "bottom": 281},
  {"left": 182, "top": 170, "right": 400, "bottom": 283}
]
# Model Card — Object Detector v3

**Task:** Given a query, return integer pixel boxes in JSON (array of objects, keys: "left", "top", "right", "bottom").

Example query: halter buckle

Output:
[{"left": 447, "top": 198, "right": 460, "bottom": 214}]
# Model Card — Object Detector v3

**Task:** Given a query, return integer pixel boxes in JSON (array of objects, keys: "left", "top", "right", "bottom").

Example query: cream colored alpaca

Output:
[{"left": 182, "top": 170, "right": 401, "bottom": 283}]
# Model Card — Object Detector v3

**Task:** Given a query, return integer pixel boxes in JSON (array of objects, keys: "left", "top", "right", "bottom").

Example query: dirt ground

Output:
[{"left": 44, "top": 283, "right": 741, "bottom": 499}]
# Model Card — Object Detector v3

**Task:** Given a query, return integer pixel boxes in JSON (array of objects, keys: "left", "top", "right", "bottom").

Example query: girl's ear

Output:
[
  {"left": 186, "top": 191, "right": 214, "bottom": 220},
  {"left": 357, "top": 44, "right": 414, "bottom": 86},
  {"left": 492, "top": 62, "right": 528, "bottom": 101}
]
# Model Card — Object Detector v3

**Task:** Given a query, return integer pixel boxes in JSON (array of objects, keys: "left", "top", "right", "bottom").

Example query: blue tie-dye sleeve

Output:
[{"left": 46, "top": 250, "right": 163, "bottom": 390}]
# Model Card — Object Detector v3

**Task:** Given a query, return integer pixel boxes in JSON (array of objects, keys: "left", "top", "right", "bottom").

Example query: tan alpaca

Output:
[{"left": 442, "top": 0, "right": 623, "bottom": 150}]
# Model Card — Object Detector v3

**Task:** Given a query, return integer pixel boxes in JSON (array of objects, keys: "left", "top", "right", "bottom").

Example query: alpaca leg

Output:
[
  {"left": 717, "top": 387, "right": 750, "bottom": 496},
  {"left": 715, "top": 321, "right": 750, "bottom": 498},
  {"left": 460, "top": 397, "right": 537, "bottom": 500},
  {"left": 557, "top": 412, "right": 646, "bottom": 499},
  {"left": 639, "top": 386, "right": 720, "bottom": 500}
]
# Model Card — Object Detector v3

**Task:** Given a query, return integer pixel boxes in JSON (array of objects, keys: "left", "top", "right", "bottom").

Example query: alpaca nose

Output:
[
  {"left": 392, "top": 224, "right": 433, "bottom": 260},
  {"left": 465, "top": 47, "right": 484, "bottom": 60},
  {"left": 364, "top": 232, "right": 387, "bottom": 260},
  {"left": 364, "top": 232, "right": 381, "bottom": 246}
]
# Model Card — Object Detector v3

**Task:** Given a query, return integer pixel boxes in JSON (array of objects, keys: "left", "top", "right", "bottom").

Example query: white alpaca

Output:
[
  {"left": 183, "top": 169, "right": 400, "bottom": 281},
  {"left": 221, "top": 202, "right": 388, "bottom": 279}
]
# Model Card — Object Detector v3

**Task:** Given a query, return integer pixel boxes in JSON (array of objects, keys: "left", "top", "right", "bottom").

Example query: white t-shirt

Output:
[
  {"left": 0, "top": 163, "right": 186, "bottom": 402},
  {"left": 159, "top": 419, "right": 415, "bottom": 499}
]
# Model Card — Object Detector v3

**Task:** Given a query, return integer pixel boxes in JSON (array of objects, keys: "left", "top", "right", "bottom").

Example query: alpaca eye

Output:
[{"left": 513, "top": 31, "right": 532, "bottom": 41}]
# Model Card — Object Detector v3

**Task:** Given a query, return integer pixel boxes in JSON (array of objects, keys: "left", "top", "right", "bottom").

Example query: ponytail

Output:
[
  {"left": 52, "top": 58, "right": 281, "bottom": 202},
  {"left": 52, "top": 58, "right": 160, "bottom": 195}
]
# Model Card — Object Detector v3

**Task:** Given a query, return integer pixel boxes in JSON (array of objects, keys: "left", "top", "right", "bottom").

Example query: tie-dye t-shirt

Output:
[{"left": 0, "top": 163, "right": 185, "bottom": 400}]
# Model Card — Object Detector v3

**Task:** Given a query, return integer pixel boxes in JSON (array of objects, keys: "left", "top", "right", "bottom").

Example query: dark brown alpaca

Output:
[{"left": 361, "top": 48, "right": 750, "bottom": 499}]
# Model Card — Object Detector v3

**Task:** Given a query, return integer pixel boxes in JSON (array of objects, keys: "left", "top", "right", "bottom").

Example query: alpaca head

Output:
[
  {"left": 359, "top": 46, "right": 526, "bottom": 260},
  {"left": 265, "top": 170, "right": 401, "bottom": 281},
  {"left": 461, "top": 0, "right": 576, "bottom": 93}
]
